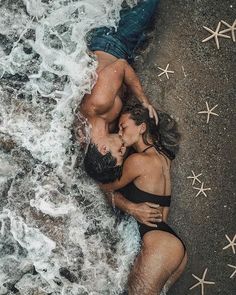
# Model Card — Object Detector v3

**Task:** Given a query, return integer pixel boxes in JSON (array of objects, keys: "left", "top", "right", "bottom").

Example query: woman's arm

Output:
[{"left": 100, "top": 153, "right": 144, "bottom": 192}]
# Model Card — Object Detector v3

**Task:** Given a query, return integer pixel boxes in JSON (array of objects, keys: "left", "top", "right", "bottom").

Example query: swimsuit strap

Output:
[
  {"left": 142, "top": 145, "right": 154, "bottom": 153},
  {"left": 142, "top": 144, "right": 175, "bottom": 160}
]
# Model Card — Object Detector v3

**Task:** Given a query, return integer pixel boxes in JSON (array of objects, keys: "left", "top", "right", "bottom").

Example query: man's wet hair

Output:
[{"left": 83, "top": 143, "right": 122, "bottom": 184}]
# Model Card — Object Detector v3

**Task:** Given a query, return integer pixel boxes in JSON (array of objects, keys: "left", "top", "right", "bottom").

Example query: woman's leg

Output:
[
  {"left": 162, "top": 252, "right": 188, "bottom": 293},
  {"left": 128, "top": 231, "right": 186, "bottom": 295}
]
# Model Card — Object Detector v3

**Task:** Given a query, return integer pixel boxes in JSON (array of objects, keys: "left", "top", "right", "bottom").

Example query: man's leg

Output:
[
  {"left": 88, "top": 0, "right": 160, "bottom": 61},
  {"left": 116, "top": 0, "right": 160, "bottom": 55}
]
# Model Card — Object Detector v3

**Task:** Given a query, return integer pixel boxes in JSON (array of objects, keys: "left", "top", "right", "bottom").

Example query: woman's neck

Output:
[{"left": 133, "top": 137, "right": 154, "bottom": 153}]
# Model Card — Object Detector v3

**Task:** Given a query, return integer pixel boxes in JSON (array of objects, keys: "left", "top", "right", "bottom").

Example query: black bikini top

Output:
[
  {"left": 119, "top": 182, "right": 171, "bottom": 207},
  {"left": 118, "top": 145, "right": 171, "bottom": 207},
  {"left": 143, "top": 144, "right": 175, "bottom": 160}
]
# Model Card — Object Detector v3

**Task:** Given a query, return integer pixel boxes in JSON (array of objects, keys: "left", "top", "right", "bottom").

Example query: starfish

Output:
[
  {"left": 181, "top": 65, "right": 187, "bottom": 78},
  {"left": 189, "top": 268, "right": 215, "bottom": 295},
  {"left": 219, "top": 19, "right": 236, "bottom": 42},
  {"left": 198, "top": 102, "right": 219, "bottom": 124},
  {"left": 158, "top": 64, "right": 174, "bottom": 79},
  {"left": 202, "top": 22, "right": 230, "bottom": 49},
  {"left": 193, "top": 182, "right": 211, "bottom": 197},
  {"left": 187, "top": 170, "right": 202, "bottom": 185},
  {"left": 227, "top": 264, "right": 236, "bottom": 278},
  {"left": 223, "top": 234, "right": 236, "bottom": 254}
]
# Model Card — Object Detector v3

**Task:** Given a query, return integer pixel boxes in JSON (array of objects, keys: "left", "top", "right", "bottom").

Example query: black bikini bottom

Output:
[{"left": 138, "top": 221, "right": 186, "bottom": 251}]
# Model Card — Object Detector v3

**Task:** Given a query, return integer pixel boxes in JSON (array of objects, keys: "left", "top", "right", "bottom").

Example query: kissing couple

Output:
[{"left": 74, "top": 1, "right": 187, "bottom": 294}]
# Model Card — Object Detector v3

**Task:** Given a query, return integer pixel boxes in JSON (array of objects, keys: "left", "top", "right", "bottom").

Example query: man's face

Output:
[
  {"left": 108, "top": 134, "right": 126, "bottom": 165},
  {"left": 96, "top": 134, "right": 126, "bottom": 165}
]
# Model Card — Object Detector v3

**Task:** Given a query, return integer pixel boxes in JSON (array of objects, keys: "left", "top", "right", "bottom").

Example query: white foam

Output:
[{"left": 0, "top": 1, "right": 140, "bottom": 293}]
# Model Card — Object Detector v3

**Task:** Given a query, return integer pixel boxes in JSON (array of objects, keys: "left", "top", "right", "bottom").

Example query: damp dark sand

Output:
[{"left": 134, "top": 0, "right": 236, "bottom": 294}]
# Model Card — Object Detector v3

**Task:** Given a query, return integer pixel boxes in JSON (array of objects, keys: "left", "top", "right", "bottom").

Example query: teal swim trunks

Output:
[{"left": 87, "top": 0, "right": 160, "bottom": 62}]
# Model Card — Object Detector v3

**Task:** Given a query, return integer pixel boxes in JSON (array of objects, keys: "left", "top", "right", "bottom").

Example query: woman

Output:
[{"left": 101, "top": 101, "right": 187, "bottom": 295}]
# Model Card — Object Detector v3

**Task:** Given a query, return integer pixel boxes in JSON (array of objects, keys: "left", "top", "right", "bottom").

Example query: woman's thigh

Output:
[{"left": 128, "top": 230, "right": 185, "bottom": 295}]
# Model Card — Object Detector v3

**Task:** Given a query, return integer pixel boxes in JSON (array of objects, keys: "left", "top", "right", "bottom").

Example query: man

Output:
[
  {"left": 76, "top": 0, "right": 159, "bottom": 182},
  {"left": 74, "top": 0, "right": 162, "bottom": 229}
]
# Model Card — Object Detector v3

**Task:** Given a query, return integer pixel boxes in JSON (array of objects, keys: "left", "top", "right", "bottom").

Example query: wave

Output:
[{"left": 0, "top": 1, "right": 140, "bottom": 294}]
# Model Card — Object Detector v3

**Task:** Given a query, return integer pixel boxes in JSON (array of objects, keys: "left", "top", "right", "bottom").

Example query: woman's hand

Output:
[{"left": 129, "top": 202, "right": 162, "bottom": 227}]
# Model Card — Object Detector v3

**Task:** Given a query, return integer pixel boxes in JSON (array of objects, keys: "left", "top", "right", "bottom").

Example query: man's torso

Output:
[{"left": 80, "top": 51, "right": 126, "bottom": 129}]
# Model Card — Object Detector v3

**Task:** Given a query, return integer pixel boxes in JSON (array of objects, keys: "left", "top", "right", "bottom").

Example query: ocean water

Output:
[{"left": 0, "top": 1, "right": 140, "bottom": 294}]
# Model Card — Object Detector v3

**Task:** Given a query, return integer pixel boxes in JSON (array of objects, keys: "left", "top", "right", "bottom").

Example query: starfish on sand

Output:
[
  {"left": 202, "top": 22, "right": 230, "bottom": 49},
  {"left": 193, "top": 182, "right": 211, "bottom": 197},
  {"left": 198, "top": 102, "right": 219, "bottom": 124},
  {"left": 227, "top": 264, "right": 236, "bottom": 278},
  {"left": 189, "top": 268, "right": 215, "bottom": 295},
  {"left": 220, "top": 19, "right": 236, "bottom": 42},
  {"left": 223, "top": 234, "right": 236, "bottom": 254},
  {"left": 187, "top": 171, "right": 202, "bottom": 185},
  {"left": 158, "top": 64, "right": 174, "bottom": 79}
]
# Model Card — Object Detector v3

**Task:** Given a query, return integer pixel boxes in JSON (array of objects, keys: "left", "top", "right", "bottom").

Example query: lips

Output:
[
  {"left": 121, "top": 136, "right": 128, "bottom": 147},
  {"left": 120, "top": 144, "right": 126, "bottom": 155}
]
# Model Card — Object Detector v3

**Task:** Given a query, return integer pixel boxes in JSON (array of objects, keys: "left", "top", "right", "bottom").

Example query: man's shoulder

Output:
[
  {"left": 79, "top": 58, "right": 127, "bottom": 118},
  {"left": 79, "top": 95, "right": 97, "bottom": 118},
  {"left": 98, "top": 58, "right": 127, "bottom": 78}
]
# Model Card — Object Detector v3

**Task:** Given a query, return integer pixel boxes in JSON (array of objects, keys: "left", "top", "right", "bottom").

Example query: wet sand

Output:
[{"left": 134, "top": 0, "right": 236, "bottom": 294}]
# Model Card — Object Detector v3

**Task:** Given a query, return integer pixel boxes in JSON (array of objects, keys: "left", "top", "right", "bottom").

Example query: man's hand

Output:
[
  {"left": 99, "top": 183, "right": 111, "bottom": 192},
  {"left": 142, "top": 101, "right": 158, "bottom": 125},
  {"left": 129, "top": 202, "right": 162, "bottom": 227}
]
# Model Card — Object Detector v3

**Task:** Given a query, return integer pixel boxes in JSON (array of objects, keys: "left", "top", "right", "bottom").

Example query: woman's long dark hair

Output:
[{"left": 121, "top": 100, "right": 181, "bottom": 160}]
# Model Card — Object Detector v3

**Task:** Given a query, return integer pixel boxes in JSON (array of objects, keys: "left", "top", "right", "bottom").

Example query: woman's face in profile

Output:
[{"left": 119, "top": 113, "right": 142, "bottom": 147}]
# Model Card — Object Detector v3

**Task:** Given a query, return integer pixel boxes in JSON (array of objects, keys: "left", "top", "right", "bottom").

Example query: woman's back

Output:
[{"left": 134, "top": 146, "right": 172, "bottom": 197}]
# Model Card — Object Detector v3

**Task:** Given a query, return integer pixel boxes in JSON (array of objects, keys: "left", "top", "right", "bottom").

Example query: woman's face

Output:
[{"left": 119, "top": 113, "right": 143, "bottom": 147}]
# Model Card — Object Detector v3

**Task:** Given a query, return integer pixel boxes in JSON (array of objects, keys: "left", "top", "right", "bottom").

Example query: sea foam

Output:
[{"left": 0, "top": 1, "right": 140, "bottom": 294}]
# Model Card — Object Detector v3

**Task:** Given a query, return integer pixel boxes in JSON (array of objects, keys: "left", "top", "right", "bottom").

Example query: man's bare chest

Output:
[
  {"left": 81, "top": 86, "right": 123, "bottom": 121},
  {"left": 100, "top": 94, "right": 123, "bottom": 123}
]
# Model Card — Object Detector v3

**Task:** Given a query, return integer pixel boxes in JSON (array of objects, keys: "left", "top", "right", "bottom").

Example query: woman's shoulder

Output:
[
  {"left": 124, "top": 152, "right": 152, "bottom": 170},
  {"left": 125, "top": 152, "right": 147, "bottom": 165}
]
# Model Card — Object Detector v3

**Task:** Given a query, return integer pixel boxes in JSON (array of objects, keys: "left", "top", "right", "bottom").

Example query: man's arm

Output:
[
  {"left": 105, "top": 190, "right": 162, "bottom": 227},
  {"left": 120, "top": 59, "right": 158, "bottom": 123},
  {"left": 121, "top": 60, "right": 148, "bottom": 104},
  {"left": 87, "top": 59, "right": 158, "bottom": 123},
  {"left": 98, "top": 59, "right": 147, "bottom": 104}
]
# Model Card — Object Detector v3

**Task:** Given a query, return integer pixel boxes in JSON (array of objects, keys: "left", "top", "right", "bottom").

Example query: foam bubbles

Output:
[{"left": 0, "top": 1, "right": 140, "bottom": 294}]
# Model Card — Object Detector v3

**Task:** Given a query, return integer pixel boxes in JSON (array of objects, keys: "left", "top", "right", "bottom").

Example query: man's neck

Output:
[{"left": 90, "top": 117, "right": 109, "bottom": 142}]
